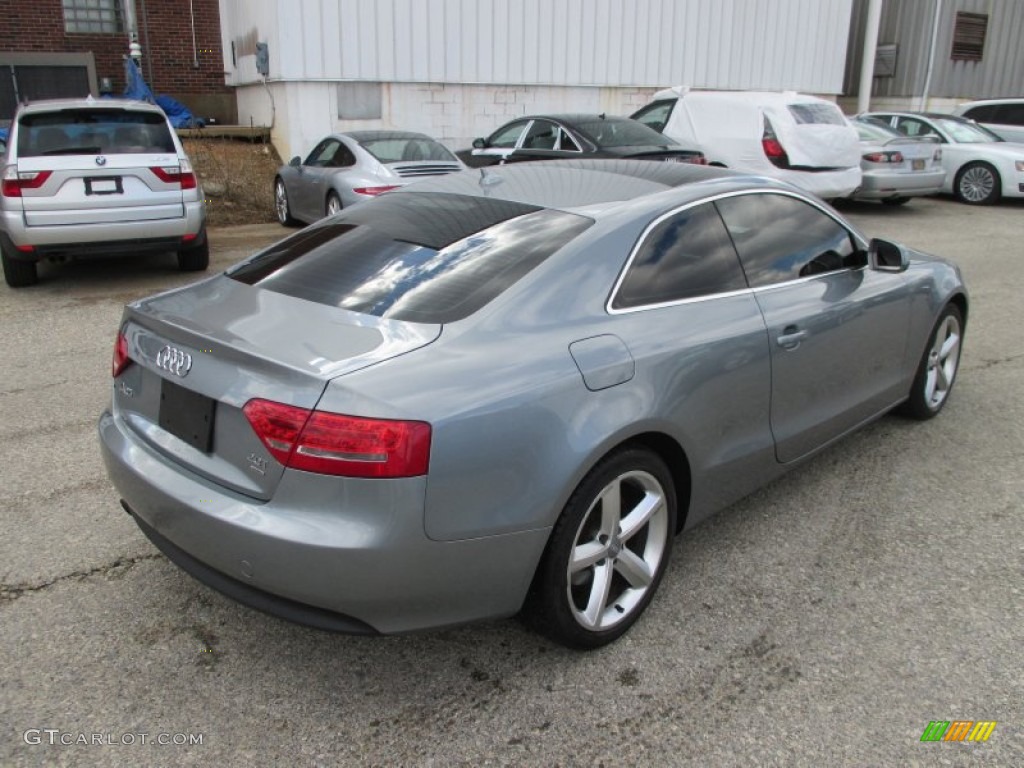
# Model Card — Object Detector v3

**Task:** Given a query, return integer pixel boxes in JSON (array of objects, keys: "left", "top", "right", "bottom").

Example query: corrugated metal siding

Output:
[
  {"left": 222, "top": 0, "right": 854, "bottom": 93},
  {"left": 846, "top": 0, "right": 1024, "bottom": 99}
]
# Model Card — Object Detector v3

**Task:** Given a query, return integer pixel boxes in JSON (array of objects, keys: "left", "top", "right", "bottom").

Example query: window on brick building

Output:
[{"left": 63, "top": 0, "right": 125, "bottom": 34}]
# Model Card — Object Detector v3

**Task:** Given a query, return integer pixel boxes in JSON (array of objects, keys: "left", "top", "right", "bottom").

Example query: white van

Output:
[{"left": 632, "top": 89, "right": 862, "bottom": 199}]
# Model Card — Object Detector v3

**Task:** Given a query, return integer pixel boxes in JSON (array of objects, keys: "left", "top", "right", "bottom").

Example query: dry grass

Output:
[{"left": 182, "top": 137, "right": 282, "bottom": 227}]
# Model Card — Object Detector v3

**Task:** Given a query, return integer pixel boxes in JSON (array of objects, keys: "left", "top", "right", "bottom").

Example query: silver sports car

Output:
[
  {"left": 273, "top": 130, "right": 464, "bottom": 225},
  {"left": 99, "top": 160, "right": 967, "bottom": 649}
]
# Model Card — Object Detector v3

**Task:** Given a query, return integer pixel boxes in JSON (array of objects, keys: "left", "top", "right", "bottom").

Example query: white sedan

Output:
[{"left": 863, "top": 111, "right": 1024, "bottom": 205}]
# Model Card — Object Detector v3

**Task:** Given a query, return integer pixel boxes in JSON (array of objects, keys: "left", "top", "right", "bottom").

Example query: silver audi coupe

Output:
[{"left": 99, "top": 160, "right": 967, "bottom": 648}]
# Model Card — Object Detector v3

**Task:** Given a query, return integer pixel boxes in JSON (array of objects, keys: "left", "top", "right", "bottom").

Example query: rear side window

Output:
[
  {"left": 228, "top": 192, "right": 592, "bottom": 323},
  {"left": 612, "top": 202, "right": 747, "bottom": 309},
  {"left": 358, "top": 137, "right": 456, "bottom": 163},
  {"left": 787, "top": 103, "right": 846, "bottom": 126},
  {"left": 631, "top": 100, "right": 676, "bottom": 134},
  {"left": 715, "top": 193, "right": 859, "bottom": 287},
  {"left": 963, "top": 105, "right": 998, "bottom": 122},
  {"left": 16, "top": 109, "right": 175, "bottom": 157}
]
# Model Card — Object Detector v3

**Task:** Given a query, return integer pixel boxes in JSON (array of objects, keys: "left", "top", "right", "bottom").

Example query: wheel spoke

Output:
[
  {"left": 598, "top": 482, "right": 622, "bottom": 537},
  {"left": 580, "top": 562, "right": 614, "bottom": 629},
  {"left": 618, "top": 491, "right": 663, "bottom": 543},
  {"left": 939, "top": 332, "right": 959, "bottom": 362},
  {"left": 614, "top": 548, "right": 653, "bottom": 589},
  {"left": 924, "top": 367, "right": 937, "bottom": 403},
  {"left": 571, "top": 541, "right": 606, "bottom": 573}
]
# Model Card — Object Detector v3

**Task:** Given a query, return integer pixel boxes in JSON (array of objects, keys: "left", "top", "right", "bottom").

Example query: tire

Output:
[
  {"left": 525, "top": 447, "right": 677, "bottom": 649},
  {"left": 177, "top": 238, "right": 210, "bottom": 272},
  {"left": 954, "top": 162, "right": 1001, "bottom": 205},
  {"left": 274, "top": 178, "right": 300, "bottom": 226},
  {"left": 1, "top": 244, "right": 37, "bottom": 288},
  {"left": 881, "top": 196, "right": 910, "bottom": 206},
  {"left": 325, "top": 192, "right": 342, "bottom": 218},
  {"left": 900, "top": 303, "right": 964, "bottom": 420}
]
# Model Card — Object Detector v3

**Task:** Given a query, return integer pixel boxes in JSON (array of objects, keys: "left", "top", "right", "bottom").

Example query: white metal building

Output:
[{"left": 219, "top": 0, "right": 856, "bottom": 159}]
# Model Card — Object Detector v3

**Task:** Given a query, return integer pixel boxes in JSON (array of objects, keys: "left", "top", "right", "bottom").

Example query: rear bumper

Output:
[
  {"left": 1, "top": 200, "right": 205, "bottom": 256},
  {"left": 98, "top": 409, "right": 549, "bottom": 634},
  {"left": 767, "top": 166, "right": 862, "bottom": 199},
  {"left": 852, "top": 169, "right": 945, "bottom": 200}
]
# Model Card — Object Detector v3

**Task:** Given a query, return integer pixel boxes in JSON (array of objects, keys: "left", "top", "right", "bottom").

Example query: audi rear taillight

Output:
[
  {"left": 863, "top": 151, "right": 904, "bottom": 164},
  {"left": 2, "top": 168, "right": 52, "bottom": 197},
  {"left": 151, "top": 161, "right": 197, "bottom": 190},
  {"left": 112, "top": 331, "right": 131, "bottom": 378},
  {"left": 352, "top": 185, "right": 399, "bottom": 197},
  {"left": 761, "top": 117, "right": 790, "bottom": 169},
  {"left": 243, "top": 398, "right": 431, "bottom": 478}
]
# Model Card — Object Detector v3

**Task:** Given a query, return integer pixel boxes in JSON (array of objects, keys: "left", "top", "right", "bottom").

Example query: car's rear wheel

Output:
[
  {"left": 274, "top": 178, "right": 300, "bottom": 226},
  {"left": 882, "top": 196, "right": 910, "bottom": 206},
  {"left": 900, "top": 303, "right": 963, "bottom": 420},
  {"left": 954, "top": 162, "right": 1001, "bottom": 205},
  {"left": 526, "top": 447, "right": 676, "bottom": 649},
  {"left": 1, "top": 243, "right": 37, "bottom": 288},
  {"left": 325, "top": 192, "right": 342, "bottom": 217},
  {"left": 177, "top": 238, "right": 210, "bottom": 272}
]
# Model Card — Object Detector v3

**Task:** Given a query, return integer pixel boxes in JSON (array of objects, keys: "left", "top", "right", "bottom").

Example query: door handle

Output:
[{"left": 777, "top": 327, "right": 807, "bottom": 349}]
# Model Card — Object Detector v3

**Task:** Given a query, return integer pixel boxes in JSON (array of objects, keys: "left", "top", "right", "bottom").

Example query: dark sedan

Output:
[{"left": 457, "top": 114, "right": 705, "bottom": 167}]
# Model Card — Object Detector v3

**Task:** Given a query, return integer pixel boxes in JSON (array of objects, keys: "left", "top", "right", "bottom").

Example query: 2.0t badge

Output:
[{"left": 155, "top": 345, "right": 192, "bottom": 377}]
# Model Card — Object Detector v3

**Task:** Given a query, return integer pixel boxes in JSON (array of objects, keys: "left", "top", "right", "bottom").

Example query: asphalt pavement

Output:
[{"left": 0, "top": 199, "right": 1021, "bottom": 767}]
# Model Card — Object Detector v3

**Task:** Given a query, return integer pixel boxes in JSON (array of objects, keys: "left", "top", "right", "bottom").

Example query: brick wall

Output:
[{"left": 0, "top": 0, "right": 235, "bottom": 123}]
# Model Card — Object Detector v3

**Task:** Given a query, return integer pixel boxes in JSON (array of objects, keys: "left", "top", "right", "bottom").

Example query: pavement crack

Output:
[
  {"left": 968, "top": 352, "right": 1024, "bottom": 371},
  {"left": 0, "top": 553, "right": 163, "bottom": 604}
]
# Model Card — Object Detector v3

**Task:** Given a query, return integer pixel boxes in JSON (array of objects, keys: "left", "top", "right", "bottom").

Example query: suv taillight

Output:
[
  {"left": 2, "top": 168, "right": 52, "bottom": 197},
  {"left": 151, "top": 162, "right": 197, "bottom": 190},
  {"left": 761, "top": 117, "right": 790, "bottom": 169},
  {"left": 242, "top": 398, "right": 431, "bottom": 478},
  {"left": 112, "top": 331, "right": 131, "bottom": 377}
]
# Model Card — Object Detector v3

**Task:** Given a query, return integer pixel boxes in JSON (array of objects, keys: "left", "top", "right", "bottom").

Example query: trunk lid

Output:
[
  {"left": 113, "top": 275, "right": 440, "bottom": 500},
  {"left": 17, "top": 152, "right": 186, "bottom": 226}
]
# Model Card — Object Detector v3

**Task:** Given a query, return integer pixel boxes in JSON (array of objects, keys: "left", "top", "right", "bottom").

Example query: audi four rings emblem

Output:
[{"left": 155, "top": 345, "right": 193, "bottom": 377}]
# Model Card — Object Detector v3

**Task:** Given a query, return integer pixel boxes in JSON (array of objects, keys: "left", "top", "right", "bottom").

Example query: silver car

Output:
[
  {"left": 1, "top": 98, "right": 207, "bottom": 287},
  {"left": 99, "top": 160, "right": 967, "bottom": 648},
  {"left": 863, "top": 111, "right": 1024, "bottom": 205},
  {"left": 848, "top": 117, "right": 945, "bottom": 205},
  {"left": 273, "top": 130, "right": 464, "bottom": 225}
]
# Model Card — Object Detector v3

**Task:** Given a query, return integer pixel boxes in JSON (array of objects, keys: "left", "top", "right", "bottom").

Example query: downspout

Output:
[
  {"left": 121, "top": 0, "right": 142, "bottom": 62},
  {"left": 139, "top": 0, "right": 154, "bottom": 86},
  {"left": 189, "top": 0, "right": 200, "bottom": 68},
  {"left": 919, "top": 0, "right": 943, "bottom": 111},
  {"left": 856, "top": 0, "right": 883, "bottom": 113}
]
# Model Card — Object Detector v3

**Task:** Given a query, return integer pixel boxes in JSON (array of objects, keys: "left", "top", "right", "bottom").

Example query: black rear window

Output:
[
  {"left": 228, "top": 192, "right": 592, "bottom": 323},
  {"left": 17, "top": 108, "right": 175, "bottom": 157}
]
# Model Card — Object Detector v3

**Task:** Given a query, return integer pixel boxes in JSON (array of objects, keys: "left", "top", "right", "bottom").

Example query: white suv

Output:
[{"left": 1, "top": 98, "right": 207, "bottom": 287}]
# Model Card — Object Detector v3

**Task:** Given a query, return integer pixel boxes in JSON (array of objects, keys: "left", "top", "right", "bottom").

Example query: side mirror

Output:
[
  {"left": 868, "top": 238, "right": 909, "bottom": 273},
  {"left": 472, "top": 137, "right": 486, "bottom": 149},
  {"left": 289, "top": 156, "right": 301, "bottom": 167}
]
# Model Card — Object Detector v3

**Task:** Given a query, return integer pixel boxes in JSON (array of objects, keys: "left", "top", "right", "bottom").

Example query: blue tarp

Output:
[{"left": 123, "top": 58, "right": 204, "bottom": 128}]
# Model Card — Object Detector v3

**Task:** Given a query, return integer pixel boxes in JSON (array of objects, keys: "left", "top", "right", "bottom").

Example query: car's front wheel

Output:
[
  {"left": 526, "top": 447, "right": 676, "bottom": 649},
  {"left": 900, "top": 303, "right": 964, "bottom": 420},
  {"left": 274, "top": 178, "right": 300, "bottom": 226},
  {"left": 1, "top": 242, "right": 37, "bottom": 288},
  {"left": 954, "top": 162, "right": 1001, "bottom": 205}
]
